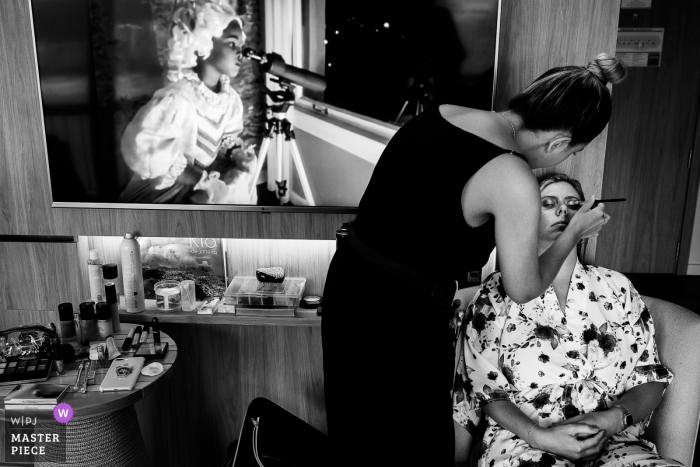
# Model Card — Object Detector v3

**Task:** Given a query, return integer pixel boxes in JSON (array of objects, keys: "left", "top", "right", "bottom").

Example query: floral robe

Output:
[{"left": 453, "top": 260, "right": 681, "bottom": 467}]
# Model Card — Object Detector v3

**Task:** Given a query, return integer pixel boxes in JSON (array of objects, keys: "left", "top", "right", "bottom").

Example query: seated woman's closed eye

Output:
[{"left": 452, "top": 173, "right": 681, "bottom": 467}]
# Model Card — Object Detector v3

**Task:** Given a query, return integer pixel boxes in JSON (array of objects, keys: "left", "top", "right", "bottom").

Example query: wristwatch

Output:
[{"left": 613, "top": 405, "right": 633, "bottom": 429}]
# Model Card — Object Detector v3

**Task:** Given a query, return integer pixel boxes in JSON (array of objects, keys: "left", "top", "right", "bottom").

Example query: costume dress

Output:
[
  {"left": 322, "top": 106, "right": 515, "bottom": 466},
  {"left": 119, "top": 71, "right": 248, "bottom": 204},
  {"left": 453, "top": 260, "right": 681, "bottom": 467}
]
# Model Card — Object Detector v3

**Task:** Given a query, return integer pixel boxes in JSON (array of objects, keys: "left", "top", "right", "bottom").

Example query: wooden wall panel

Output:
[
  {"left": 597, "top": 2, "right": 700, "bottom": 273},
  {"left": 0, "top": 241, "right": 87, "bottom": 313},
  {"left": 494, "top": 0, "right": 621, "bottom": 263},
  {"left": 0, "top": 0, "right": 353, "bottom": 240},
  {"left": 134, "top": 323, "right": 325, "bottom": 467}
]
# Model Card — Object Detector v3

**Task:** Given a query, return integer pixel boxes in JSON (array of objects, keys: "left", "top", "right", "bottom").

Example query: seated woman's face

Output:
[{"left": 538, "top": 181, "right": 582, "bottom": 243}]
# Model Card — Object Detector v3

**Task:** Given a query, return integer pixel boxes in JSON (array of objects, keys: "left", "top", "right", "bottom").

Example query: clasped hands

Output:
[{"left": 530, "top": 410, "right": 623, "bottom": 463}]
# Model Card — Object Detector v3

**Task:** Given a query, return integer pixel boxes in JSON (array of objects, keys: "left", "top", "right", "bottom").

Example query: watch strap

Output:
[{"left": 613, "top": 405, "right": 633, "bottom": 428}]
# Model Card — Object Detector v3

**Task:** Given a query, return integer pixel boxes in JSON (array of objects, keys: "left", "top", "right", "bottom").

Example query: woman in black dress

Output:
[{"left": 322, "top": 53, "right": 626, "bottom": 465}]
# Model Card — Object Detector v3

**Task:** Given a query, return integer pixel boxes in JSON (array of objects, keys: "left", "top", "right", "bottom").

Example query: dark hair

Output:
[
  {"left": 537, "top": 173, "right": 590, "bottom": 264},
  {"left": 508, "top": 53, "right": 627, "bottom": 146},
  {"left": 538, "top": 173, "right": 585, "bottom": 200}
]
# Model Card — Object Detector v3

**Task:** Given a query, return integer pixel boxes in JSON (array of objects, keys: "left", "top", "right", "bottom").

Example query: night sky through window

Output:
[{"left": 321, "top": 0, "right": 498, "bottom": 125}]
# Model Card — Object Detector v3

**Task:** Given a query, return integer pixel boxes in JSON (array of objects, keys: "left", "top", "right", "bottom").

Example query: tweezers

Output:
[{"left": 73, "top": 360, "right": 87, "bottom": 392}]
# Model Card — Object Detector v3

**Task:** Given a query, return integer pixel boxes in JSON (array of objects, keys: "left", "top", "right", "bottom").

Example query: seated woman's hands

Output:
[
  {"left": 530, "top": 423, "right": 608, "bottom": 463},
  {"left": 552, "top": 409, "right": 623, "bottom": 437}
]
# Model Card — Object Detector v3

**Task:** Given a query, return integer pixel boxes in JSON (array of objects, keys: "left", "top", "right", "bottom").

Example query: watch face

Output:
[{"left": 625, "top": 413, "right": 633, "bottom": 427}]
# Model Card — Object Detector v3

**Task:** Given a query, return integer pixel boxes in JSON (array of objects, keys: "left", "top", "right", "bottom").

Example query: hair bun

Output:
[{"left": 586, "top": 53, "right": 627, "bottom": 85}]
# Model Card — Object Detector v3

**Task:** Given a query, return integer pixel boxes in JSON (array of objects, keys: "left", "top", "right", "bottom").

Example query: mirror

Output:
[{"left": 31, "top": 0, "right": 500, "bottom": 212}]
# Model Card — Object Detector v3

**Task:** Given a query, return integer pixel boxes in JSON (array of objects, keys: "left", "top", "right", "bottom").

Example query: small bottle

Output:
[
  {"left": 74, "top": 312, "right": 84, "bottom": 346},
  {"left": 79, "top": 301, "right": 99, "bottom": 341},
  {"left": 120, "top": 233, "right": 145, "bottom": 313},
  {"left": 102, "top": 263, "right": 121, "bottom": 298},
  {"left": 53, "top": 344, "right": 65, "bottom": 376},
  {"left": 88, "top": 250, "right": 105, "bottom": 303},
  {"left": 96, "top": 302, "right": 114, "bottom": 339},
  {"left": 105, "top": 282, "right": 121, "bottom": 332},
  {"left": 57, "top": 303, "right": 76, "bottom": 341},
  {"left": 336, "top": 222, "right": 351, "bottom": 250}
]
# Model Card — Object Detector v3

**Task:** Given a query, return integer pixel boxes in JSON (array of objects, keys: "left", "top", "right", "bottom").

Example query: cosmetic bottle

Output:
[
  {"left": 87, "top": 249, "right": 105, "bottom": 303},
  {"left": 102, "top": 263, "right": 121, "bottom": 297},
  {"left": 58, "top": 302, "right": 76, "bottom": 341},
  {"left": 79, "top": 301, "right": 99, "bottom": 341},
  {"left": 120, "top": 232, "right": 145, "bottom": 313},
  {"left": 96, "top": 302, "right": 114, "bottom": 339},
  {"left": 53, "top": 343, "right": 65, "bottom": 376},
  {"left": 74, "top": 312, "right": 84, "bottom": 346},
  {"left": 105, "top": 282, "right": 121, "bottom": 332}
]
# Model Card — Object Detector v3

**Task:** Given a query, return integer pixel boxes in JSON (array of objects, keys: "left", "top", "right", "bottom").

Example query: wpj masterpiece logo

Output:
[{"left": 2, "top": 404, "right": 70, "bottom": 464}]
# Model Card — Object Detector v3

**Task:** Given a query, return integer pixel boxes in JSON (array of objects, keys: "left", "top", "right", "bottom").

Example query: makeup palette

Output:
[{"left": 0, "top": 358, "right": 53, "bottom": 385}]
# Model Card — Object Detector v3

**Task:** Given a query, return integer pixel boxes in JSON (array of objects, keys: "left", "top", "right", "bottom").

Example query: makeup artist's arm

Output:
[{"left": 465, "top": 155, "right": 608, "bottom": 303}]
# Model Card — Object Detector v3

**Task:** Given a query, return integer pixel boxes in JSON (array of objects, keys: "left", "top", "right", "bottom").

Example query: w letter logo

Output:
[{"left": 53, "top": 403, "right": 73, "bottom": 424}]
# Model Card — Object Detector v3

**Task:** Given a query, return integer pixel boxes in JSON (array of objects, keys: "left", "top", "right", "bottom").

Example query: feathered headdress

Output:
[{"left": 167, "top": 0, "right": 245, "bottom": 81}]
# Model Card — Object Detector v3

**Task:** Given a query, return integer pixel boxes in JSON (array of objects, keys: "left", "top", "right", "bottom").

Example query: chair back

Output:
[
  {"left": 452, "top": 289, "right": 700, "bottom": 467},
  {"left": 640, "top": 295, "right": 700, "bottom": 467}
]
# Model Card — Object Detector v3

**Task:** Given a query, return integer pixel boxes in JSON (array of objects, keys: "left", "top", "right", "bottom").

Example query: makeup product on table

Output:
[
  {"left": 87, "top": 249, "right": 105, "bottom": 303},
  {"left": 96, "top": 302, "right": 113, "bottom": 339},
  {"left": 196, "top": 296, "right": 220, "bottom": 314},
  {"left": 296, "top": 295, "right": 322, "bottom": 317},
  {"left": 73, "top": 360, "right": 87, "bottom": 392},
  {"left": 134, "top": 341, "right": 169, "bottom": 360},
  {"left": 180, "top": 280, "right": 197, "bottom": 312},
  {"left": 79, "top": 301, "right": 99, "bottom": 341},
  {"left": 129, "top": 326, "right": 143, "bottom": 352},
  {"left": 122, "top": 327, "right": 136, "bottom": 351},
  {"left": 255, "top": 267, "right": 285, "bottom": 283},
  {"left": 155, "top": 280, "right": 181, "bottom": 311},
  {"left": 120, "top": 233, "right": 145, "bottom": 313},
  {"left": 139, "top": 327, "right": 149, "bottom": 346},
  {"left": 0, "top": 356, "right": 54, "bottom": 385},
  {"left": 74, "top": 312, "right": 84, "bottom": 346},
  {"left": 105, "top": 336, "right": 121, "bottom": 360},
  {"left": 58, "top": 303, "right": 76, "bottom": 341},
  {"left": 151, "top": 318, "right": 160, "bottom": 345},
  {"left": 104, "top": 282, "right": 121, "bottom": 332},
  {"left": 141, "top": 362, "right": 164, "bottom": 376},
  {"left": 53, "top": 344, "right": 65, "bottom": 376},
  {"left": 101, "top": 263, "right": 120, "bottom": 295},
  {"left": 4, "top": 383, "right": 70, "bottom": 408}
]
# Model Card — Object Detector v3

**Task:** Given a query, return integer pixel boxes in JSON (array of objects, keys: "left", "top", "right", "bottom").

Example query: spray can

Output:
[
  {"left": 88, "top": 250, "right": 105, "bottom": 303},
  {"left": 120, "top": 232, "right": 145, "bottom": 313}
]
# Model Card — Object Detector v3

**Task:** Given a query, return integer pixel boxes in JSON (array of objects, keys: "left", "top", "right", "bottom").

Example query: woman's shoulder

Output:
[{"left": 587, "top": 264, "right": 632, "bottom": 290}]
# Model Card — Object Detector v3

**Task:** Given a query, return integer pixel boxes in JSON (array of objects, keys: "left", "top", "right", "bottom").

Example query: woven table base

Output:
[{"left": 35, "top": 405, "right": 148, "bottom": 467}]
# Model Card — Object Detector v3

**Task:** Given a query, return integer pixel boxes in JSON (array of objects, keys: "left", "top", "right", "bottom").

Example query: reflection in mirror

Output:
[{"left": 31, "top": 0, "right": 499, "bottom": 211}]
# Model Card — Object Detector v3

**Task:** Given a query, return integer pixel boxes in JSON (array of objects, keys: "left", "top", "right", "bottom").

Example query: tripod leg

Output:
[
  {"left": 249, "top": 136, "right": 272, "bottom": 200},
  {"left": 275, "top": 131, "right": 287, "bottom": 201},
  {"left": 288, "top": 138, "right": 316, "bottom": 206}
]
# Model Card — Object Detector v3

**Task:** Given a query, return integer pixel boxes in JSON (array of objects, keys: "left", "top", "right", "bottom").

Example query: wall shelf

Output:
[{"left": 118, "top": 299, "right": 321, "bottom": 327}]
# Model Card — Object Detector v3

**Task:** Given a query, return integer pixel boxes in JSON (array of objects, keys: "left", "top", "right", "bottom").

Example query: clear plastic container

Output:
[
  {"left": 180, "top": 280, "right": 197, "bottom": 312},
  {"left": 224, "top": 276, "right": 306, "bottom": 307},
  {"left": 155, "top": 280, "right": 181, "bottom": 311}
]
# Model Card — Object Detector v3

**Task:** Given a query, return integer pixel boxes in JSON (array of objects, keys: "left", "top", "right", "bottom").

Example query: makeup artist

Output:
[{"left": 321, "top": 53, "right": 626, "bottom": 466}]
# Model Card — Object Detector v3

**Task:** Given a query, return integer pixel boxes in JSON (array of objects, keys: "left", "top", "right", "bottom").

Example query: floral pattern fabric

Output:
[{"left": 453, "top": 260, "right": 680, "bottom": 467}]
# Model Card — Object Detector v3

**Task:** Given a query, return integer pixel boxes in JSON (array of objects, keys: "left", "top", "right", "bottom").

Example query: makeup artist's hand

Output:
[{"left": 568, "top": 197, "right": 610, "bottom": 240}]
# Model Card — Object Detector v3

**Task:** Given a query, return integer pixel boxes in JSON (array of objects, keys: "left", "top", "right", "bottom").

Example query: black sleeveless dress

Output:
[{"left": 322, "top": 106, "right": 512, "bottom": 465}]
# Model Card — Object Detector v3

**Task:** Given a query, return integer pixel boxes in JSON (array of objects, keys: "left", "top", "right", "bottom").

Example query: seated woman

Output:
[{"left": 452, "top": 173, "right": 680, "bottom": 467}]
